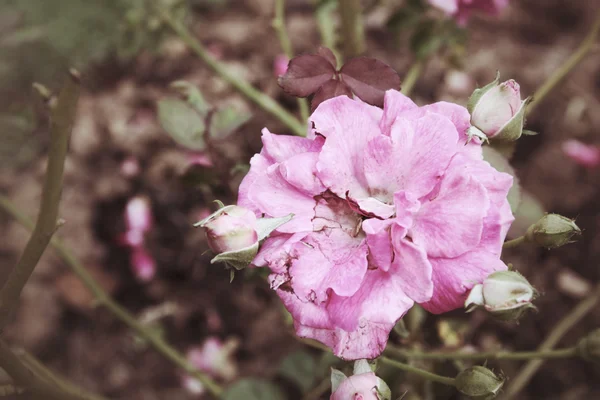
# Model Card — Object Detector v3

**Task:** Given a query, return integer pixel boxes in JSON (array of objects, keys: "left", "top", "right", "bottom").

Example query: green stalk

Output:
[
  {"left": 338, "top": 0, "right": 366, "bottom": 59},
  {"left": 379, "top": 357, "right": 456, "bottom": 386},
  {"left": 385, "top": 345, "right": 578, "bottom": 361}
]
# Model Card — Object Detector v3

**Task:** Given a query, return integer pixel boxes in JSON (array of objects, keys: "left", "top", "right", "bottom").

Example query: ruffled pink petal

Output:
[
  {"left": 411, "top": 170, "right": 489, "bottom": 258},
  {"left": 282, "top": 269, "right": 413, "bottom": 360},
  {"left": 327, "top": 269, "right": 413, "bottom": 335},
  {"left": 379, "top": 90, "right": 418, "bottom": 135},
  {"left": 363, "top": 218, "right": 394, "bottom": 271},
  {"left": 420, "top": 250, "right": 508, "bottom": 314},
  {"left": 245, "top": 164, "right": 316, "bottom": 233},
  {"left": 390, "top": 226, "right": 434, "bottom": 303},
  {"left": 315, "top": 97, "right": 382, "bottom": 199},
  {"left": 238, "top": 153, "right": 271, "bottom": 215},
  {"left": 278, "top": 152, "right": 326, "bottom": 195},
  {"left": 253, "top": 232, "right": 307, "bottom": 273},
  {"left": 480, "top": 200, "right": 514, "bottom": 255},
  {"left": 260, "top": 128, "right": 323, "bottom": 164},
  {"left": 309, "top": 95, "right": 382, "bottom": 139},
  {"left": 288, "top": 230, "right": 368, "bottom": 302},
  {"left": 354, "top": 197, "right": 396, "bottom": 219},
  {"left": 380, "top": 113, "right": 459, "bottom": 199}
]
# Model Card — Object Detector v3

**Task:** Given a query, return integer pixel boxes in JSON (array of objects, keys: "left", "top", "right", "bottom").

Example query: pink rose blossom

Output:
[
  {"left": 239, "top": 90, "right": 514, "bottom": 360},
  {"left": 562, "top": 139, "right": 600, "bottom": 168},
  {"left": 182, "top": 337, "right": 239, "bottom": 395},
  {"left": 428, "top": 0, "right": 509, "bottom": 25}
]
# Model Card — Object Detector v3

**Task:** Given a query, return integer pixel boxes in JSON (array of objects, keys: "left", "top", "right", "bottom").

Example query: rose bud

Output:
[
  {"left": 525, "top": 213, "right": 581, "bottom": 249},
  {"left": 123, "top": 196, "right": 153, "bottom": 247},
  {"left": 465, "top": 271, "right": 537, "bottom": 321},
  {"left": 195, "top": 204, "right": 293, "bottom": 271},
  {"left": 577, "top": 329, "right": 600, "bottom": 364},
  {"left": 455, "top": 366, "right": 504, "bottom": 400},
  {"left": 331, "top": 359, "right": 391, "bottom": 400},
  {"left": 467, "top": 73, "right": 532, "bottom": 142},
  {"left": 273, "top": 54, "right": 290, "bottom": 77}
]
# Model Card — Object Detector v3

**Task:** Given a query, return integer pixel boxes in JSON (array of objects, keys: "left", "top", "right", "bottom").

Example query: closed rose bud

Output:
[
  {"left": 455, "top": 366, "right": 504, "bottom": 400},
  {"left": 125, "top": 196, "right": 153, "bottom": 235},
  {"left": 196, "top": 204, "right": 293, "bottom": 270},
  {"left": 467, "top": 74, "right": 531, "bottom": 142},
  {"left": 577, "top": 329, "right": 600, "bottom": 364},
  {"left": 562, "top": 139, "right": 600, "bottom": 168},
  {"left": 273, "top": 54, "right": 290, "bottom": 77},
  {"left": 465, "top": 271, "right": 536, "bottom": 321},
  {"left": 525, "top": 213, "right": 581, "bottom": 249},
  {"left": 202, "top": 205, "right": 258, "bottom": 254},
  {"left": 330, "top": 360, "right": 391, "bottom": 400}
]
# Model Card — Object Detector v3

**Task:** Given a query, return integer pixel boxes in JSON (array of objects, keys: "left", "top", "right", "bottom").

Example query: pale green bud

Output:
[
  {"left": 525, "top": 213, "right": 581, "bottom": 249},
  {"left": 455, "top": 366, "right": 504, "bottom": 400}
]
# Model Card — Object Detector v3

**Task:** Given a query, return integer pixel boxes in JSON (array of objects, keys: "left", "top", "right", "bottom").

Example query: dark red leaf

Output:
[
  {"left": 339, "top": 57, "right": 401, "bottom": 106},
  {"left": 317, "top": 46, "right": 338, "bottom": 69},
  {"left": 310, "top": 79, "right": 353, "bottom": 112},
  {"left": 278, "top": 54, "right": 336, "bottom": 97}
]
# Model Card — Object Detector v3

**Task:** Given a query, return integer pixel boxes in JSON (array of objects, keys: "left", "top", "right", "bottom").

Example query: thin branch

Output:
[
  {"left": 528, "top": 9, "right": 600, "bottom": 113},
  {"left": 0, "top": 195, "right": 224, "bottom": 399},
  {"left": 272, "top": 0, "right": 310, "bottom": 121},
  {"left": 503, "top": 284, "right": 600, "bottom": 398},
  {"left": 0, "top": 338, "right": 105, "bottom": 400},
  {"left": 385, "top": 345, "right": 578, "bottom": 361},
  {"left": 379, "top": 357, "right": 456, "bottom": 387},
  {"left": 0, "top": 70, "right": 80, "bottom": 329},
  {"left": 338, "top": 0, "right": 366, "bottom": 59},
  {"left": 154, "top": 4, "right": 306, "bottom": 136}
]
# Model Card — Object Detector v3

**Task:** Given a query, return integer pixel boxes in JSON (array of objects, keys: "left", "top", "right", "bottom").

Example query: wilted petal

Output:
[
  {"left": 314, "top": 96, "right": 382, "bottom": 199},
  {"left": 390, "top": 225, "right": 434, "bottom": 303},
  {"left": 420, "top": 250, "right": 508, "bottom": 314}
]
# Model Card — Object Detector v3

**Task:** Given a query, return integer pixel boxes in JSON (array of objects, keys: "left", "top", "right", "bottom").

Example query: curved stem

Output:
[
  {"left": 0, "top": 195, "right": 224, "bottom": 399},
  {"left": 401, "top": 59, "right": 425, "bottom": 97},
  {"left": 338, "top": 0, "right": 366, "bottom": 59},
  {"left": 273, "top": 0, "right": 310, "bottom": 122},
  {"left": 385, "top": 346, "right": 577, "bottom": 361},
  {"left": 503, "top": 284, "right": 600, "bottom": 399},
  {"left": 528, "top": 9, "right": 600, "bottom": 113},
  {"left": 502, "top": 235, "right": 527, "bottom": 249},
  {"left": 154, "top": 4, "right": 305, "bottom": 136},
  {"left": 0, "top": 338, "right": 105, "bottom": 400},
  {"left": 379, "top": 357, "right": 456, "bottom": 387},
  {"left": 0, "top": 70, "right": 80, "bottom": 329}
]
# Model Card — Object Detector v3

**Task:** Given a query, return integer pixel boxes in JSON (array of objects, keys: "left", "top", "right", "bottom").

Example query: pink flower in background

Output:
[
  {"left": 273, "top": 54, "right": 290, "bottom": 77},
  {"left": 182, "top": 337, "right": 239, "bottom": 395},
  {"left": 238, "top": 90, "right": 514, "bottom": 359},
  {"left": 120, "top": 196, "right": 156, "bottom": 282},
  {"left": 562, "top": 139, "right": 600, "bottom": 168},
  {"left": 428, "top": 0, "right": 509, "bottom": 25}
]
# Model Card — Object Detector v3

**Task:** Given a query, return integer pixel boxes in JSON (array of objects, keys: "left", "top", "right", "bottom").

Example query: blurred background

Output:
[{"left": 0, "top": 0, "right": 599, "bottom": 398}]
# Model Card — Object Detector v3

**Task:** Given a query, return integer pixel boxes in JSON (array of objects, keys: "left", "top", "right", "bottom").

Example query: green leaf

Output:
[
  {"left": 223, "top": 379, "right": 286, "bottom": 400},
  {"left": 158, "top": 98, "right": 207, "bottom": 151},
  {"left": 278, "top": 351, "right": 317, "bottom": 393},
  {"left": 170, "top": 81, "right": 211, "bottom": 116},
  {"left": 210, "top": 105, "right": 252, "bottom": 140}
]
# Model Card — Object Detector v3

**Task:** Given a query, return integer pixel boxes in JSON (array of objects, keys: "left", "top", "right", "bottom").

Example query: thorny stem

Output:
[
  {"left": 273, "top": 0, "right": 310, "bottom": 122},
  {"left": 0, "top": 195, "right": 225, "bottom": 399},
  {"left": 503, "top": 284, "right": 600, "bottom": 399},
  {"left": 338, "top": 0, "right": 366, "bottom": 59},
  {"left": 528, "top": 9, "right": 600, "bottom": 113},
  {"left": 379, "top": 357, "right": 456, "bottom": 387},
  {"left": 401, "top": 59, "right": 425, "bottom": 97},
  {"left": 0, "top": 70, "right": 80, "bottom": 329},
  {"left": 385, "top": 345, "right": 578, "bottom": 361},
  {"left": 502, "top": 235, "right": 527, "bottom": 249},
  {"left": 155, "top": 4, "right": 306, "bottom": 137},
  {"left": 0, "top": 338, "right": 106, "bottom": 400}
]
